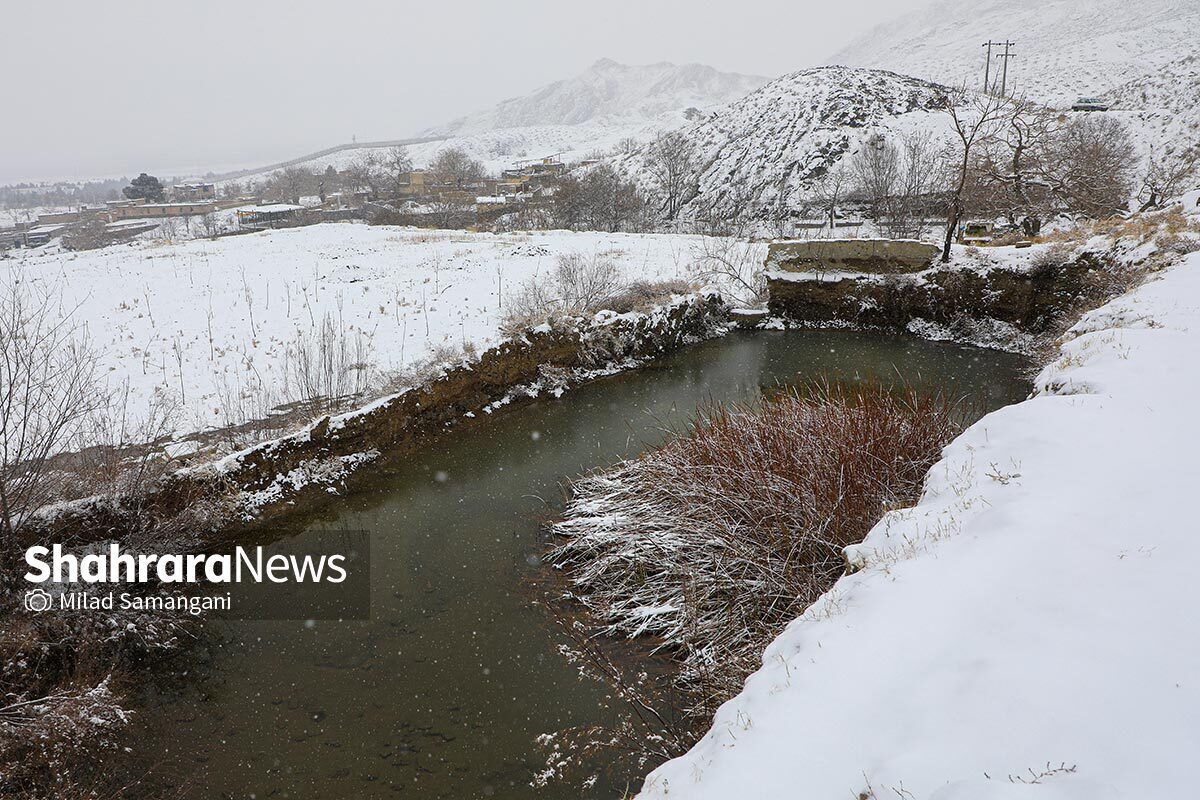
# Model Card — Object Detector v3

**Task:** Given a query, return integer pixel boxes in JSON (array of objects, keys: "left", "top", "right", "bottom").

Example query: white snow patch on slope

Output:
[
  {"left": 426, "top": 58, "right": 768, "bottom": 136},
  {"left": 639, "top": 250, "right": 1200, "bottom": 798},
  {"left": 831, "top": 0, "right": 1200, "bottom": 107}
]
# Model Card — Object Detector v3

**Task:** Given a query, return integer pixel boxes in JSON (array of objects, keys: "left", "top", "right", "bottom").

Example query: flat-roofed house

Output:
[{"left": 235, "top": 203, "right": 305, "bottom": 230}]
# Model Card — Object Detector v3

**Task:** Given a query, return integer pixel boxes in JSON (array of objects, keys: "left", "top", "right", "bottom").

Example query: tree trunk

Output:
[{"left": 942, "top": 204, "right": 960, "bottom": 263}]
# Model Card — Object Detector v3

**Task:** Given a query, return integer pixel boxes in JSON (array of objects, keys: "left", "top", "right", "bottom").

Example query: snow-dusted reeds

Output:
[
  {"left": 501, "top": 251, "right": 695, "bottom": 336},
  {"left": 540, "top": 380, "right": 961, "bottom": 782},
  {"left": 282, "top": 310, "right": 376, "bottom": 417},
  {"left": 0, "top": 276, "right": 219, "bottom": 797}
]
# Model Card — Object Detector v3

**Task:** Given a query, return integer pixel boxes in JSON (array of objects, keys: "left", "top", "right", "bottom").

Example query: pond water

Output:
[{"left": 137, "top": 329, "right": 1029, "bottom": 799}]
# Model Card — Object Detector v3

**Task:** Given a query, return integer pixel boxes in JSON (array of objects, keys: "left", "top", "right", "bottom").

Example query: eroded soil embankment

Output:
[
  {"left": 30, "top": 294, "right": 729, "bottom": 545},
  {"left": 768, "top": 253, "right": 1113, "bottom": 337}
]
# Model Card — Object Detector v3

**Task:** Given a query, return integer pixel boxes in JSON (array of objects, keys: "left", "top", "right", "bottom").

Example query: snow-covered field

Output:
[
  {"left": 639, "top": 247, "right": 1200, "bottom": 798},
  {"left": 3, "top": 223, "right": 734, "bottom": 440}
]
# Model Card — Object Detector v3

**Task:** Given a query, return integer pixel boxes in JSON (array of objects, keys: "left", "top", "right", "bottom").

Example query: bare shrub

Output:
[
  {"left": 500, "top": 252, "right": 625, "bottom": 334},
  {"left": 691, "top": 237, "right": 766, "bottom": 306},
  {"left": 282, "top": 311, "right": 376, "bottom": 417},
  {"left": 601, "top": 279, "right": 697, "bottom": 314},
  {"left": 0, "top": 278, "right": 104, "bottom": 581},
  {"left": 1029, "top": 242, "right": 1076, "bottom": 275},
  {"left": 0, "top": 280, "right": 216, "bottom": 799},
  {"left": 541, "top": 380, "right": 963, "bottom": 784}
]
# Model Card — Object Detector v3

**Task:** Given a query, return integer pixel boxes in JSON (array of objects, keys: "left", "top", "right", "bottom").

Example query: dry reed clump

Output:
[
  {"left": 0, "top": 598, "right": 197, "bottom": 798},
  {"left": 540, "top": 380, "right": 962, "bottom": 782},
  {"left": 500, "top": 252, "right": 697, "bottom": 336}
]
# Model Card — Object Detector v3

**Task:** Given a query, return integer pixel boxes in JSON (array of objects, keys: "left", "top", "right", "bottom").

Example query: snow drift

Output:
[{"left": 637, "top": 247, "right": 1200, "bottom": 798}]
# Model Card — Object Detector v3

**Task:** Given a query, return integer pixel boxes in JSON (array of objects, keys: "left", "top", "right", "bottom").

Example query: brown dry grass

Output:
[
  {"left": 540, "top": 378, "right": 963, "bottom": 785},
  {"left": 1039, "top": 207, "right": 1200, "bottom": 247}
]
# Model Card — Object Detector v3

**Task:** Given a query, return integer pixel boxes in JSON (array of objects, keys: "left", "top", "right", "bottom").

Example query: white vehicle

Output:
[{"left": 1072, "top": 96, "right": 1110, "bottom": 111}]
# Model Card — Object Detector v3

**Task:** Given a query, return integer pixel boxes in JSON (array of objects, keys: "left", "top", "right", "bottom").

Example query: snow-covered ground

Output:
[
  {"left": 833, "top": 0, "right": 1199, "bottom": 107},
  {"left": 3, "top": 223, "right": 739, "bottom": 440},
  {"left": 639, "top": 247, "right": 1200, "bottom": 798}
]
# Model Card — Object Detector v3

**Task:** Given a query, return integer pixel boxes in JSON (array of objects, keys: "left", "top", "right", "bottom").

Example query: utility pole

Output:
[
  {"left": 982, "top": 40, "right": 997, "bottom": 93},
  {"left": 998, "top": 40, "right": 1016, "bottom": 96}
]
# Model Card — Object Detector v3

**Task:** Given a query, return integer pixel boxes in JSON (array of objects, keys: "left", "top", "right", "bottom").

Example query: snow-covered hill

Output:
[
  {"left": 620, "top": 66, "right": 951, "bottom": 220},
  {"left": 831, "top": 0, "right": 1200, "bottom": 107},
  {"left": 426, "top": 58, "right": 768, "bottom": 137},
  {"left": 1106, "top": 55, "right": 1200, "bottom": 160}
]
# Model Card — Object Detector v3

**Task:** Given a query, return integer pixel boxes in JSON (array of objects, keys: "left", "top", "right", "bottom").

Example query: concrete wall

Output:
[{"left": 767, "top": 238, "right": 940, "bottom": 275}]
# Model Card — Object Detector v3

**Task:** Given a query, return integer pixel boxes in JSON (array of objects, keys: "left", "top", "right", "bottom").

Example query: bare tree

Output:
[
  {"left": 341, "top": 153, "right": 384, "bottom": 199},
  {"left": 850, "top": 133, "right": 901, "bottom": 220},
  {"left": 381, "top": 145, "right": 414, "bottom": 196},
  {"left": 851, "top": 132, "right": 944, "bottom": 239},
  {"left": 273, "top": 166, "right": 314, "bottom": 203},
  {"left": 1139, "top": 146, "right": 1200, "bottom": 211},
  {"left": 553, "top": 165, "right": 648, "bottom": 233},
  {"left": 0, "top": 279, "right": 104, "bottom": 590},
  {"left": 941, "top": 91, "right": 1008, "bottom": 261},
  {"left": 1045, "top": 115, "right": 1136, "bottom": 219},
  {"left": 430, "top": 147, "right": 485, "bottom": 188},
  {"left": 615, "top": 136, "right": 642, "bottom": 156},
  {"left": 970, "top": 97, "right": 1062, "bottom": 235},
  {"left": 970, "top": 99, "right": 1136, "bottom": 233},
  {"left": 806, "top": 162, "right": 851, "bottom": 234},
  {"left": 199, "top": 211, "right": 222, "bottom": 238},
  {"left": 645, "top": 129, "right": 698, "bottom": 220}
]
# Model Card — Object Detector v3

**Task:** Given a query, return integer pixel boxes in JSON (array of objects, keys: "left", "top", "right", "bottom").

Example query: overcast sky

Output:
[{"left": 0, "top": 0, "right": 934, "bottom": 184}]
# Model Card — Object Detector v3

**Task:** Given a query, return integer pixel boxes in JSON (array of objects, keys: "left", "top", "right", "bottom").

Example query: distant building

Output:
[
  {"left": 171, "top": 182, "right": 217, "bottom": 201},
  {"left": 396, "top": 170, "right": 433, "bottom": 197},
  {"left": 16, "top": 224, "right": 69, "bottom": 247},
  {"left": 235, "top": 203, "right": 305, "bottom": 230},
  {"left": 36, "top": 210, "right": 86, "bottom": 225},
  {"left": 107, "top": 202, "right": 219, "bottom": 221}
]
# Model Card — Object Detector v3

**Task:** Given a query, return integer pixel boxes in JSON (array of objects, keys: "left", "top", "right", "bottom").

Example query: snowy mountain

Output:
[
  {"left": 425, "top": 58, "right": 769, "bottom": 137},
  {"left": 227, "top": 59, "right": 768, "bottom": 188},
  {"left": 831, "top": 0, "right": 1200, "bottom": 106},
  {"left": 620, "top": 66, "right": 951, "bottom": 219}
]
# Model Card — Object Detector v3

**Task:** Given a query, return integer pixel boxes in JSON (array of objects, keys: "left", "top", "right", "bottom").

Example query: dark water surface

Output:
[{"left": 138, "top": 330, "right": 1029, "bottom": 799}]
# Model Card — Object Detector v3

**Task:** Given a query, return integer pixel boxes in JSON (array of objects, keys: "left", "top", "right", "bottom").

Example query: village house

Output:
[
  {"left": 106, "top": 201, "right": 219, "bottom": 220},
  {"left": 171, "top": 182, "right": 216, "bottom": 201}
]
